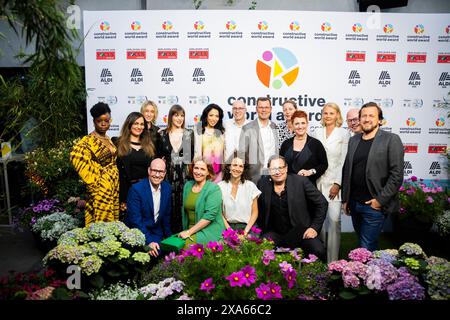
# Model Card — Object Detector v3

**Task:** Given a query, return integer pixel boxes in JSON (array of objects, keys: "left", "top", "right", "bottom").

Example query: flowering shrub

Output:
[
  {"left": 31, "top": 212, "right": 83, "bottom": 242},
  {"left": 161, "top": 228, "right": 330, "bottom": 300},
  {"left": 436, "top": 210, "right": 450, "bottom": 237},
  {"left": 14, "top": 199, "right": 64, "bottom": 230},
  {"left": 398, "top": 177, "right": 450, "bottom": 225},
  {"left": 424, "top": 256, "right": 450, "bottom": 300},
  {"left": 43, "top": 221, "right": 151, "bottom": 289}
]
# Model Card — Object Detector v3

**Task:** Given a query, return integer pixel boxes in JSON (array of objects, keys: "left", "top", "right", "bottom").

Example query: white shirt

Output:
[
  {"left": 224, "top": 119, "right": 249, "bottom": 161},
  {"left": 218, "top": 180, "right": 261, "bottom": 224},
  {"left": 150, "top": 181, "right": 161, "bottom": 222},
  {"left": 257, "top": 118, "right": 276, "bottom": 169}
]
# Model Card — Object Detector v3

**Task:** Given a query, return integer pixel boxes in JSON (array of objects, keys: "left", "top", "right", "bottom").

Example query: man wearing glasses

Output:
[
  {"left": 257, "top": 155, "right": 328, "bottom": 261},
  {"left": 238, "top": 97, "right": 279, "bottom": 184},
  {"left": 346, "top": 108, "right": 362, "bottom": 135},
  {"left": 224, "top": 99, "right": 249, "bottom": 161},
  {"left": 125, "top": 158, "right": 172, "bottom": 258}
]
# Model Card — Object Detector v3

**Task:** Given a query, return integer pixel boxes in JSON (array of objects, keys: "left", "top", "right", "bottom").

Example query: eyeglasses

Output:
[
  {"left": 347, "top": 118, "right": 359, "bottom": 124},
  {"left": 232, "top": 107, "right": 246, "bottom": 111},
  {"left": 269, "top": 166, "right": 287, "bottom": 173},
  {"left": 150, "top": 169, "right": 166, "bottom": 175}
]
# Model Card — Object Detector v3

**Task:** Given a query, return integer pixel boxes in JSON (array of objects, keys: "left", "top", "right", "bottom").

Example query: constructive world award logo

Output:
[
  {"left": 321, "top": 22, "right": 332, "bottom": 32},
  {"left": 162, "top": 21, "right": 173, "bottom": 31},
  {"left": 131, "top": 21, "right": 141, "bottom": 31},
  {"left": 194, "top": 20, "right": 205, "bottom": 31},
  {"left": 226, "top": 20, "right": 237, "bottom": 30},
  {"left": 436, "top": 117, "right": 445, "bottom": 127},
  {"left": 352, "top": 23, "right": 363, "bottom": 33},
  {"left": 406, "top": 117, "right": 416, "bottom": 126},
  {"left": 256, "top": 47, "right": 299, "bottom": 89},
  {"left": 258, "top": 21, "right": 269, "bottom": 31},
  {"left": 383, "top": 24, "right": 394, "bottom": 34},
  {"left": 414, "top": 24, "right": 425, "bottom": 34},
  {"left": 100, "top": 21, "right": 110, "bottom": 31},
  {"left": 289, "top": 21, "right": 300, "bottom": 31}
]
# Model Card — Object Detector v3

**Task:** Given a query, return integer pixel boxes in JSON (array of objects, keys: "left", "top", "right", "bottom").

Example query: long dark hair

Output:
[
  {"left": 222, "top": 154, "right": 250, "bottom": 183},
  {"left": 198, "top": 103, "right": 225, "bottom": 136},
  {"left": 167, "top": 104, "right": 185, "bottom": 132},
  {"left": 117, "top": 112, "right": 155, "bottom": 157}
]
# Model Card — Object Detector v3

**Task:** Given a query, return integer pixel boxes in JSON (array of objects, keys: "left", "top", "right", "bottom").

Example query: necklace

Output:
[{"left": 130, "top": 141, "right": 141, "bottom": 145}]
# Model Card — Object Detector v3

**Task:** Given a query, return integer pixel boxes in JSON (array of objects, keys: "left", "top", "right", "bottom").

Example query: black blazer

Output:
[
  {"left": 257, "top": 174, "right": 328, "bottom": 234},
  {"left": 147, "top": 124, "right": 163, "bottom": 157},
  {"left": 279, "top": 135, "right": 328, "bottom": 186}
]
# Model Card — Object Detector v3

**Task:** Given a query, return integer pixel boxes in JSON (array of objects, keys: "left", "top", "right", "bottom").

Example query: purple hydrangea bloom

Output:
[
  {"left": 328, "top": 259, "right": 348, "bottom": 273},
  {"left": 386, "top": 268, "right": 425, "bottom": 300},
  {"left": 348, "top": 248, "right": 373, "bottom": 263}
]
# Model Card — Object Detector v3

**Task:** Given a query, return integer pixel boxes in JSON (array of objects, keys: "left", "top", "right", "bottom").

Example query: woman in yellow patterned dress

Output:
[{"left": 70, "top": 102, "right": 119, "bottom": 226}]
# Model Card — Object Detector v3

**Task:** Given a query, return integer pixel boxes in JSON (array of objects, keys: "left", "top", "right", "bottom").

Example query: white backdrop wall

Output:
[{"left": 84, "top": 10, "right": 450, "bottom": 230}]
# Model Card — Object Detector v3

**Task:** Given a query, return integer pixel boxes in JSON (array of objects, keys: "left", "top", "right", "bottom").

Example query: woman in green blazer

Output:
[{"left": 178, "top": 157, "right": 225, "bottom": 246}]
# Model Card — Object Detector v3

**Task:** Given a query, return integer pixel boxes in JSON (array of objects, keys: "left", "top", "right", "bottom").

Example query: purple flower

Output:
[
  {"left": 386, "top": 268, "right": 425, "bottom": 300},
  {"left": 206, "top": 241, "right": 223, "bottom": 252},
  {"left": 411, "top": 176, "right": 418, "bottom": 182},
  {"left": 301, "top": 254, "right": 318, "bottom": 263},
  {"left": 328, "top": 260, "right": 348, "bottom": 273},
  {"left": 290, "top": 249, "right": 301, "bottom": 261},
  {"left": 43, "top": 204, "right": 51, "bottom": 211},
  {"left": 256, "top": 283, "right": 272, "bottom": 300},
  {"left": 32, "top": 206, "right": 40, "bottom": 213},
  {"left": 279, "top": 261, "right": 293, "bottom": 273},
  {"left": 164, "top": 252, "right": 176, "bottom": 265},
  {"left": 247, "top": 234, "right": 263, "bottom": 244},
  {"left": 267, "top": 282, "right": 282, "bottom": 299},
  {"left": 251, "top": 226, "right": 262, "bottom": 234},
  {"left": 200, "top": 278, "right": 215, "bottom": 293},
  {"left": 426, "top": 196, "right": 434, "bottom": 204},
  {"left": 399, "top": 186, "right": 405, "bottom": 191},
  {"left": 348, "top": 248, "right": 373, "bottom": 263},
  {"left": 284, "top": 269, "right": 297, "bottom": 289},
  {"left": 222, "top": 228, "right": 241, "bottom": 248},
  {"left": 262, "top": 250, "right": 275, "bottom": 265},
  {"left": 399, "top": 207, "right": 406, "bottom": 214},
  {"left": 240, "top": 265, "right": 257, "bottom": 287},
  {"left": 30, "top": 217, "right": 37, "bottom": 225},
  {"left": 190, "top": 244, "right": 205, "bottom": 259},
  {"left": 225, "top": 271, "right": 246, "bottom": 287}
]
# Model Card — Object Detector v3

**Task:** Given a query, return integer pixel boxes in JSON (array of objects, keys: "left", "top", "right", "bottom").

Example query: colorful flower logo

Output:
[
  {"left": 446, "top": 25, "right": 450, "bottom": 34},
  {"left": 289, "top": 21, "right": 300, "bottom": 31},
  {"left": 131, "top": 21, "right": 141, "bottom": 31},
  {"left": 406, "top": 117, "right": 416, "bottom": 127},
  {"left": 194, "top": 20, "right": 205, "bottom": 31},
  {"left": 256, "top": 47, "right": 299, "bottom": 89},
  {"left": 258, "top": 21, "right": 268, "bottom": 31},
  {"left": 100, "top": 21, "right": 110, "bottom": 31},
  {"left": 352, "top": 23, "right": 363, "bottom": 33},
  {"left": 193, "top": 115, "right": 201, "bottom": 124},
  {"left": 162, "top": 21, "right": 173, "bottom": 31},
  {"left": 436, "top": 117, "right": 445, "bottom": 127},
  {"left": 384, "top": 24, "right": 394, "bottom": 34},
  {"left": 226, "top": 20, "right": 237, "bottom": 30},
  {"left": 414, "top": 24, "right": 425, "bottom": 34},
  {"left": 321, "top": 22, "right": 331, "bottom": 32},
  {"left": 163, "top": 115, "right": 168, "bottom": 124}
]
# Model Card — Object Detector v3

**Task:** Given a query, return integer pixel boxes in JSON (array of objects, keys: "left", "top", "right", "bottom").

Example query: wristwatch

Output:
[{"left": 310, "top": 168, "right": 316, "bottom": 175}]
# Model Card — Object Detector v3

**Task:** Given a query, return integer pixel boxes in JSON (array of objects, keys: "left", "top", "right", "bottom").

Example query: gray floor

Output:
[{"left": 0, "top": 227, "right": 44, "bottom": 277}]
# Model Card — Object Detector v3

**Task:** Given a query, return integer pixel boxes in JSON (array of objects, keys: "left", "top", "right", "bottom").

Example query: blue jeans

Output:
[{"left": 349, "top": 199, "right": 386, "bottom": 251}]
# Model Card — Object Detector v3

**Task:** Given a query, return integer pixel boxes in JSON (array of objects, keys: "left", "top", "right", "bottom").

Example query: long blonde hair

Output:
[
  {"left": 140, "top": 100, "right": 158, "bottom": 125},
  {"left": 117, "top": 112, "right": 155, "bottom": 157},
  {"left": 320, "top": 102, "right": 343, "bottom": 127}
]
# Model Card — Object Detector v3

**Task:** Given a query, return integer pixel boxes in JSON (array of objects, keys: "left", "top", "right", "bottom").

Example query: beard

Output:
[{"left": 362, "top": 122, "right": 379, "bottom": 134}]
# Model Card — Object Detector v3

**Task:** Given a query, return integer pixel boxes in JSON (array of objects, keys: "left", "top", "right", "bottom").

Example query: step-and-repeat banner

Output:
[{"left": 84, "top": 10, "right": 450, "bottom": 184}]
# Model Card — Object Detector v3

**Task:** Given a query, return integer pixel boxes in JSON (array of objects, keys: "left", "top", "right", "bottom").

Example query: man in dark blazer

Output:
[
  {"left": 342, "top": 102, "right": 404, "bottom": 251},
  {"left": 257, "top": 155, "right": 328, "bottom": 261},
  {"left": 238, "top": 97, "right": 279, "bottom": 184},
  {"left": 126, "top": 158, "right": 172, "bottom": 257}
]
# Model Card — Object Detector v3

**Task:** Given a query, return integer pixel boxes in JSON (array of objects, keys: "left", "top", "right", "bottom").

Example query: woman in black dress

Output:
[
  {"left": 114, "top": 112, "right": 155, "bottom": 215},
  {"left": 279, "top": 110, "right": 328, "bottom": 186},
  {"left": 160, "top": 105, "right": 194, "bottom": 233},
  {"left": 140, "top": 100, "right": 163, "bottom": 157}
]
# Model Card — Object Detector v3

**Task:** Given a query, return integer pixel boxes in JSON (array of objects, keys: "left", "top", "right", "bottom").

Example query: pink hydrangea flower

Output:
[
  {"left": 348, "top": 248, "right": 373, "bottom": 263},
  {"left": 328, "top": 259, "right": 349, "bottom": 273}
]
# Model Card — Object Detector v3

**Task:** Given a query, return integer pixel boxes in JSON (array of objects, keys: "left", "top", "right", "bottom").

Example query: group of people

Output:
[{"left": 70, "top": 97, "right": 404, "bottom": 263}]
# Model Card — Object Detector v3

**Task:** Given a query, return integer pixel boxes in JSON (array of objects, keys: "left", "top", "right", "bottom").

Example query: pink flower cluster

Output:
[
  {"left": 222, "top": 228, "right": 241, "bottom": 249},
  {"left": 256, "top": 282, "right": 282, "bottom": 300},
  {"left": 278, "top": 262, "right": 297, "bottom": 289},
  {"left": 225, "top": 265, "right": 257, "bottom": 287},
  {"left": 262, "top": 250, "right": 275, "bottom": 265},
  {"left": 348, "top": 248, "right": 373, "bottom": 263}
]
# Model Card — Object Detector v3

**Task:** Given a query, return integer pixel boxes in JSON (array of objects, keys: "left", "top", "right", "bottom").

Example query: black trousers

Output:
[{"left": 263, "top": 224, "right": 326, "bottom": 262}]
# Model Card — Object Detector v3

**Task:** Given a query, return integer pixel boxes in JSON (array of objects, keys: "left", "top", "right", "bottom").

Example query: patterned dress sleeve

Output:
[{"left": 70, "top": 136, "right": 102, "bottom": 192}]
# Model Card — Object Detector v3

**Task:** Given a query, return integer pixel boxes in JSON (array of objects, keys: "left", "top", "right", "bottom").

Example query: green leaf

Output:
[{"left": 339, "top": 289, "right": 357, "bottom": 300}]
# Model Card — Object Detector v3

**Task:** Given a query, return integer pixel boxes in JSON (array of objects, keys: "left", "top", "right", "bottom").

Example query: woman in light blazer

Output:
[{"left": 313, "top": 102, "right": 350, "bottom": 263}]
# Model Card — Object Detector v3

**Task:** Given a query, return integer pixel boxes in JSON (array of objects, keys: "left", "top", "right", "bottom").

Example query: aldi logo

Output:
[
  {"left": 378, "top": 71, "right": 391, "bottom": 87},
  {"left": 429, "top": 162, "right": 441, "bottom": 176},
  {"left": 438, "top": 72, "right": 450, "bottom": 88},
  {"left": 189, "top": 49, "right": 209, "bottom": 59},
  {"left": 127, "top": 50, "right": 146, "bottom": 60},
  {"left": 408, "top": 72, "right": 421, "bottom": 87},
  {"left": 346, "top": 52, "right": 365, "bottom": 62},
  {"left": 130, "top": 68, "right": 143, "bottom": 85},
  {"left": 100, "top": 68, "right": 113, "bottom": 85},
  {"left": 403, "top": 161, "right": 413, "bottom": 175},
  {"left": 161, "top": 68, "right": 174, "bottom": 84},
  {"left": 403, "top": 144, "right": 418, "bottom": 153},
  {"left": 96, "top": 50, "right": 115, "bottom": 60},
  {"left": 192, "top": 68, "right": 206, "bottom": 84},
  {"left": 377, "top": 53, "right": 396, "bottom": 62},
  {"left": 437, "top": 54, "right": 450, "bottom": 63},
  {"left": 158, "top": 49, "right": 177, "bottom": 59},
  {"left": 407, "top": 54, "right": 426, "bottom": 63},
  {"left": 348, "top": 70, "right": 361, "bottom": 86}
]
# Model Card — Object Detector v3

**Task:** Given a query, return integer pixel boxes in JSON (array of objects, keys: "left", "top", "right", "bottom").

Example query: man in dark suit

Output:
[
  {"left": 126, "top": 158, "right": 172, "bottom": 257},
  {"left": 238, "top": 97, "right": 279, "bottom": 184},
  {"left": 342, "top": 102, "right": 404, "bottom": 251},
  {"left": 257, "top": 155, "right": 328, "bottom": 261}
]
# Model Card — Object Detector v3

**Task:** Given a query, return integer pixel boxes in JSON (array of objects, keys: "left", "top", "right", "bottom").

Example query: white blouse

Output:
[{"left": 218, "top": 180, "right": 261, "bottom": 224}]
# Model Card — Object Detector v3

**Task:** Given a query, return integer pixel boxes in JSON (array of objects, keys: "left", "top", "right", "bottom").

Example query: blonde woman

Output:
[
  {"left": 140, "top": 100, "right": 162, "bottom": 156},
  {"left": 312, "top": 102, "right": 350, "bottom": 263}
]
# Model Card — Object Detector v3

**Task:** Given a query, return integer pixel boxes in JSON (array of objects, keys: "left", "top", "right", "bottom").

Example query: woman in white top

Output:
[
  {"left": 218, "top": 156, "right": 261, "bottom": 236},
  {"left": 313, "top": 102, "right": 350, "bottom": 263}
]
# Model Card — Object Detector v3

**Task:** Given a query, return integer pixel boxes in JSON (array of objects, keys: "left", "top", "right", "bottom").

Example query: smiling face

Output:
[
  {"left": 292, "top": 115, "right": 308, "bottom": 138},
  {"left": 171, "top": 112, "right": 185, "bottom": 129},
  {"left": 148, "top": 159, "right": 166, "bottom": 187},
  {"left": 143, "top": 105, "right": 155, "bottom": 123},
  {"left": 93, "top": 113, "right": 111, "bottom": 134},
  {"left": 192, "top": 160, "right": 209, "bottom": 183},
  {"left": 130, "top": 116, "right": 145, "bottom": 137},
  {"left": 360, "top": 106, "right": 381, "bottom": 134},
  {"left": 232, "top": 100, "right": 246, "bottom": 122},
  {"left": 256, "top": 100, "right": 272, "bottom": 121},
  {"left": 346, "top": 109, "right": 361, "bottom": 133},
  {"left": 268, "top": 158, "right": 288, "bottom": 184},
  {"left": 322, "top": 105, "right": 338, "bottom": 127},
  {"left": 229, "top": 157, "right": 245, "bottom": 180},
  {"left": 282, "top": 102, "right": 296, "bottom": 121},
  {"left": 206, "top": 108, "right": 220, "bottom": 128}
]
